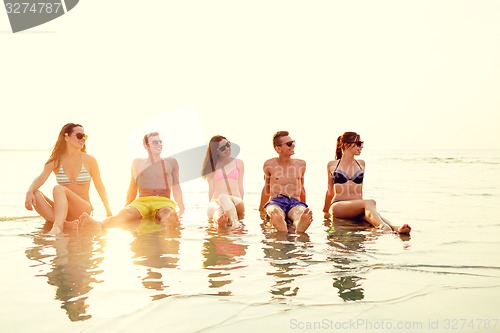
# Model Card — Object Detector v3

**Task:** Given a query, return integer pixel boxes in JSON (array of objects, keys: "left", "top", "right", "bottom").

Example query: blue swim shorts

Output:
[{"left": 264, "top": 194, "right": 308, "bottom": 223}]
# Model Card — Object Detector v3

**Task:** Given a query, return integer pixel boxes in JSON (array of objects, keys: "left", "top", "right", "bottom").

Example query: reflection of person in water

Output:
[
  {"left": 261, "top": 229, "right": 311, "bottom": 298},
  {"left": 25, "top": 224, "right": 105, "bottom": 321},
  {"left": 325, "top": 218, "right": 376, "bottom": 301},
  {"left": 202, "top": 224, "right": 247, "bottom": 293},
  {"left": 130, "top": 220, "right": 181, "bottom": 300}
]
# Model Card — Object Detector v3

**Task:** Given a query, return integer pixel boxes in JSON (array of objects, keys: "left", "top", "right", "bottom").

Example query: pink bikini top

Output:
[{"left": 213, "top": 167, "right": 239, "bottom": 181}]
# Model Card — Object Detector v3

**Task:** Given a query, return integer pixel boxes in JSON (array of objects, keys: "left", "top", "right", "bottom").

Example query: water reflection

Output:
[
  {"left": 25, "top": 218, "right": 183, "bottom": 321},
  {"left": 325, "top": 217, "right": 374, "bottom": 301},
  {"left": 261, "top": 223, "right": 312, "bottom": 299},
  {"left": 130, "top": 218, "right": 181, "bottom": 300},
  {"left": 202, "top": 222, "right": 248, "bottom": 296},
  {"left": 25, "top": 222, "right": 105, "bottom": 321}
]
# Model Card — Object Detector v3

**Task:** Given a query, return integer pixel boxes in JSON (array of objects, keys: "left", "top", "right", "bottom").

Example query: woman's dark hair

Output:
[
  {"left": 46, "top": 123, "right": 86, "bottom": 167},
  {"left": 201, "top": 135, "right": 227, "bottom": 178},
  {"left": 335, "top": 131, "right": 360, "bottom": 159}
]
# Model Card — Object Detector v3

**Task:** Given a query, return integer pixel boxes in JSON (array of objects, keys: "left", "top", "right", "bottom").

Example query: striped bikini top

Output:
[{"left": 56, "top": 155, "right": 91, "bottom": 185}]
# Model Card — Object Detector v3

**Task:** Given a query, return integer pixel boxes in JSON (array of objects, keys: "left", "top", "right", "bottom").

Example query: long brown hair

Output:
[
  {"left": 201, "top": 135, "right": 227, "bottom": 178},
  {"left": 46, "top": 123, "right": 86, "bottom": 167},
  {"left": 335, "top": 131, "right": 360, "bottom": 159}
]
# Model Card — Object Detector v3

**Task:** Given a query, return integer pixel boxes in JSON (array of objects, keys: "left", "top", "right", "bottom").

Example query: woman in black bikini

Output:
[{"left": 323, "top": 132, "right": 411, "bottom": 234}]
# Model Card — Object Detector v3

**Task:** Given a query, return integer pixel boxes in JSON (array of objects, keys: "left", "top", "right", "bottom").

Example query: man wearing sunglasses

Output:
[
  {"left": 259, "top": 131, "right": 313, "bottom": 233},
  {"left": 78, "top": 132, "right": 185, "bottom": 229}
]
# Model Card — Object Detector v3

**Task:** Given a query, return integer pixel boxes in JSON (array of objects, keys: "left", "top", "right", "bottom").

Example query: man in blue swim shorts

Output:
[
  {"left": 259, "top": 131, "right": 313, "bottom": 233},
  {"left": 79, "top": 132, "right": 185, "bottom": 229}
]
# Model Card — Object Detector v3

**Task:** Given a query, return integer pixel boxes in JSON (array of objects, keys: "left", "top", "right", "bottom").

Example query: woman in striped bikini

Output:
[
  {"left": 25, "top": 123, "right": 112, "bottom": 236},
  {"left": 201, "top": 135, "right": 245, "bottom": 227}
]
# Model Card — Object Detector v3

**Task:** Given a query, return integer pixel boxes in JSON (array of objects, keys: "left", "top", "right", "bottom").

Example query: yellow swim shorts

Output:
[{"left": 127, "top": 196, "right": 177, "bottom": 219}]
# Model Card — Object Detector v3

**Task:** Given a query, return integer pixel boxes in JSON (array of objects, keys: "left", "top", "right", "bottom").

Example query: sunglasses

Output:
[
  {"left": 279, "top": 140, "right": 295, "bottom": 147},
  {"left": 347, "top": 141, "right": 364, "bottom": 147},
  {"left": 149, "top": 139, "right": 163, "bottom": 145},
  {"left": 218, "top": 141, "right": 231, "bottom": 152},
  {"left": 73, "top": 133, "right": 88, "bottom": 140}
]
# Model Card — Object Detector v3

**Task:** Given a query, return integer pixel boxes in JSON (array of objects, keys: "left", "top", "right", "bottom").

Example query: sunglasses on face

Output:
[
  {"left": 149, "top": 140, "right": 163, "bottom": 145},
  {"left": 73, "top": 133, "right": 88, "bottom": 140},
  {"left": 279, "top": 140, "right": 295, "bottom": 147},
  {"left": 218, "top": 141, "right": 231, "bottom": 152},
  {"left": 347, "top": 141, "right": 364, "bottom": 147}
]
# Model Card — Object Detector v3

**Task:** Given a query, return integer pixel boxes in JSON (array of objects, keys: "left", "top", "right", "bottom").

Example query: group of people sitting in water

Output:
[{"left": 24, "top": 123, "right": 411, "bottom": 236}]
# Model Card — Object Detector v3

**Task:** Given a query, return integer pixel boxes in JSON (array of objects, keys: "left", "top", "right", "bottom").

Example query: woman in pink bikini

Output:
[
  {"left": 201, "top": 135, "right": 245, "bottom": 227},
  {"left": 323, "top": 131, "right": 411, "bottom": 234},
  {"left": 24, "top": 123, "right": 112, "bottom": 236}
]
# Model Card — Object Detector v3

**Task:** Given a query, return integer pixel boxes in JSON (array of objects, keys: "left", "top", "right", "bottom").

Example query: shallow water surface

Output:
[{"left": 1, "top": 149, "right": 500, "bottom": 332}]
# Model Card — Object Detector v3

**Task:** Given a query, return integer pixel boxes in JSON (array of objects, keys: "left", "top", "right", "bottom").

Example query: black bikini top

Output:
[{"left": 333, "top": 159, "right": 364, "bottom": 184}]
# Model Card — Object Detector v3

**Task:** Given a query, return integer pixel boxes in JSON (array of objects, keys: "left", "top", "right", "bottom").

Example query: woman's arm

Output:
[
  {"left": 25, "top": 161, "right": 54, "bottom": 210},
  {"left": 237, "top": 159, "right": 244, "bottom": 200},
  {"left": 207, "top": 174, "right": 214, "bottom": 200},
  {"left": 87, "top": 155, "right": 112, "bottom": 216},
  {"left": 323, "top": 161, "right": 335, "bottom": 218}
]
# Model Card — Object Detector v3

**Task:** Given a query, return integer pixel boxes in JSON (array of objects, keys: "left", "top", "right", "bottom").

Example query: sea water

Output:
[{"left": 0, "top": 148, "right": 499, "bottom": 332}]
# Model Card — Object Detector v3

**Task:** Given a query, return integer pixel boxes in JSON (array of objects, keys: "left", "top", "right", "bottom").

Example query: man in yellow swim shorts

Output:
[{"left": 79, "top": 132, "right": 185, "bottom": 229}]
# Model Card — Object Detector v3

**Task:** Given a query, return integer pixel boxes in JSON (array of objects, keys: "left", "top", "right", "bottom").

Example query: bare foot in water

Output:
[
  {"left": 169, "top": 211, "right": 180, "bottom": 225},
  {"left": 78, "top": 212, "right": 103, "bottom": 231},
  {"left": 396, "top": 223, "right": 411, "bottom": 234},
  {"left": 216, "top": 213, "right": 229, "bottom": 227},
  {"left": 217, "top": 213, "right": 237, "bottom": 228},
  {"left": 269, "top": 210, "right": 287, "bottom": 232},
  {"left": 160, "top": 210, "right": 180, "bottom": 228},
  {"left": 65, "top": 219, "right": 81, "bottom": 231},
  {"left": 48, "top": 225, "right": 63, "bottom": 236},
  {"left": 296, "top": 208, "right": 313, "bottom": 233}
]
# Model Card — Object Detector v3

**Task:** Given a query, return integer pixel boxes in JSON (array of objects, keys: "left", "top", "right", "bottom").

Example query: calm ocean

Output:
[{"left": 1, "top": 148, "right": 499, "bottom": 332}]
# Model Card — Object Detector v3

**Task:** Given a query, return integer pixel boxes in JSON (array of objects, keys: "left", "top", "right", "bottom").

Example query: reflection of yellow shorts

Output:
[{"left": 127, "top": 196, "right": 177, "bottom": 219}]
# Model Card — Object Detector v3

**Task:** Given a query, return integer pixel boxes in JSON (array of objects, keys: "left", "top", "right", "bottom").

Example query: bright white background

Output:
[{"left": 1, "top": 0, "right": 499, "bottom": 153}]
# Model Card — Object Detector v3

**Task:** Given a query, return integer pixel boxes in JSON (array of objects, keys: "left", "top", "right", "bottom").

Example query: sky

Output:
[{"left": 1, "top": 0, "right": 500, "bottom": 155}]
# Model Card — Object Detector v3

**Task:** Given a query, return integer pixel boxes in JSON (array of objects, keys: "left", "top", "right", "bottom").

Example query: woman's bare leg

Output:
[
  {"left": 380, "top": 216, "right": 411, "bottom": 234},
  {"left": 49, "top": 185, "right": 92, "bottom": 235},
  {"left": 218, "top": 194, "right": 238, "bottom": 223},
  {"left": 332, "top": 199, "right": 392, "bottom": 232},
  {"left": 208, "top": 202, "right": 229, "bottom": 227},
  {"left": 32, "top": 191, "right": 55, "bottom": 222},
  {"left": 235, "top": 201, "right": 245, "bottom": 220}
]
